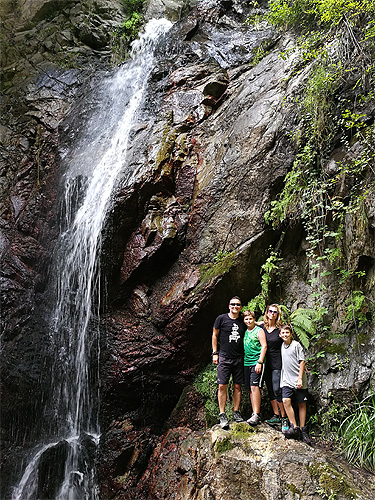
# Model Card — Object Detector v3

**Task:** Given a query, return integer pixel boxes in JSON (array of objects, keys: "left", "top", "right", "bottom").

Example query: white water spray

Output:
[{"left": 12, "top": 18, "right": 172, "bottom": 500}]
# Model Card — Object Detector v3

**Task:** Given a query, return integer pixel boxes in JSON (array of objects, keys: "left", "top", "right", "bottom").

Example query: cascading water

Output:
[{"left": 12, "top": 18, "right": 172, "bottom": 500}]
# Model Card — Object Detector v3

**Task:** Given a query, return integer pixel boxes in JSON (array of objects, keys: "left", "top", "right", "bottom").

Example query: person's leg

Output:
[
  {"left": 272, "top": 369, "right": 286, "bottom": 418},
  {"left": 251, "top": 386, "right": 261, "bottom": 414},
  {"left": 298, "top": 402, "right": 307, "bottom": 428},
  {"left": 299, "top": 402, "right": 311, "bottom": 444},
  {"left": 218, "top": 384, "right": 228, "bottom": 413},
  {"left": 282, "top": 398, "right": 297, "bottom": 427},
  {"left": 270, "top": 398, "right": 279, "bottom": 415},
  {"left": 264, "top": 367, "right": 279, "bottom": 419},
  {"left": 233, "top": 383, "right": 242, "bottom": 411}
]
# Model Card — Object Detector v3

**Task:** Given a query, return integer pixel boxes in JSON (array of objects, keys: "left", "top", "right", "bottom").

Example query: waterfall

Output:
[{"left": 12, "top": 18, "right": 172, "bottom": 500}]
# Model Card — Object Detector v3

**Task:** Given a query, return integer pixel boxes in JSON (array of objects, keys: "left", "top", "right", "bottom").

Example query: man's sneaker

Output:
[
  {"left": 266, "top": 414, "right": 281, "bottom": 426},
  {"left": 247, "top": 413, "right": 261, "bottom": 426},
  {"left": 219, "top": 412, "right": 229, "bottom": 429},
  {"left": 281, "top": 417, "right": 290, "bottom": 433},
  {"left": 233, "top": 410, "right": 244, "bottom": 423},
  {"left": 284, "top": 422, "right": 301, "bottom": 440},
  {"left": 301, "top": 426, "right": 311, "bottom": 445}
]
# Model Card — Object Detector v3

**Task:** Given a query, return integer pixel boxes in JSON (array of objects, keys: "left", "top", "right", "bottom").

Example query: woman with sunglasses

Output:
[{"left": 260, "top": 304, "right": 289, "bottom": 432}]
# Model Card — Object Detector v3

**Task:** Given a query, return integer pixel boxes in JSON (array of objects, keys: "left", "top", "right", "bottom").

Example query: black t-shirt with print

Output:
[{"left": 214, "top": 313, "right": 245, "bottom": 359}]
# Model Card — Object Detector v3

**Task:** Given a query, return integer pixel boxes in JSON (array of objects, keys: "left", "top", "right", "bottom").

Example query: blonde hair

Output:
[{"left": 263, "top": 304, "right": 283, "bottom": 328}]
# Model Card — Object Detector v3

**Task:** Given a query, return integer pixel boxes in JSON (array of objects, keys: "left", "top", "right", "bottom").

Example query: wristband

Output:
[
  {"left": 257, "top": 360, "right": 263, "bottom": 364},
  {"left": 212, "top": 351, "right": 219, "bottom": 356}
]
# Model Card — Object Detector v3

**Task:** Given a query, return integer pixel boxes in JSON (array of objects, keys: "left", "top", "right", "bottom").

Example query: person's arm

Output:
[
  {"left": 212, "top": 328, "right": 220, "bottom": 365},
  {"left": 297, "top": 360, "right": 305, "bottom": 389},
  {"left": 255, "top": 329, "right": 267, "bottom": 374}
]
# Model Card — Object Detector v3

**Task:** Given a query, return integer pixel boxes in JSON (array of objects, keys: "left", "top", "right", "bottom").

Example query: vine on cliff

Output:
[{"left": 264, "top": 0, "right": 375, "bottom": 330}]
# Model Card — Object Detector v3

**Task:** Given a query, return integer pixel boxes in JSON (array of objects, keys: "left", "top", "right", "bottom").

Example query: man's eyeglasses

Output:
[
  {"left": 230, "top": 303, "right": 241, "bottom": 307},
  {"left": 268, "top": 309, "right": 278, "bottom": 314}
]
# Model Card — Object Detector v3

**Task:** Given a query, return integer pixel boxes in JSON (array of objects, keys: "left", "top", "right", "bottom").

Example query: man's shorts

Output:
[
  {"left": 244, "top": 364, "right": 265, "bottom": 390},
  {"left": 217, "top": 356, "right": 244, "bottom": 385},
  {"left": 282, "top": 386, "right": 308, "bottom": 404}
]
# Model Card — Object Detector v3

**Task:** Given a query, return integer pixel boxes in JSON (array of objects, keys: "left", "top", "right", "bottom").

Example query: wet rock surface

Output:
[{"left": 1, "top": 0, "right": 374, "bottom": 498}]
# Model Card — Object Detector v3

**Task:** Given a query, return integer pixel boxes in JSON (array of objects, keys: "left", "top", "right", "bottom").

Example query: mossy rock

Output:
[
  {"left": 229, "top": 422, "right": 256, "bottom": 440},
  {"left": 307, "top": 462, "right": 359, "bottom": 499},
  {"left": 214, "top": 436, "right": 235, "bottom": 454}
]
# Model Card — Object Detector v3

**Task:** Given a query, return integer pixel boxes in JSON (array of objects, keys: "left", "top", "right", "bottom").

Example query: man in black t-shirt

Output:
[{"left": 212, "top": 296, "right": 246, "bottom": 429}]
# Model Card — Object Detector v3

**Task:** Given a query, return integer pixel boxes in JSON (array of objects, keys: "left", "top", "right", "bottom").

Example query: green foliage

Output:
[
  {"left": 317, "top": 393, "right": 375, "bottom": 473},
  {"left": 193, "top": 364, "right": 251, "bottom": 427},
  {"left": 249, "top": 43, "right": 270, "bottom": 67},
  {"left": 111, "top": 0, "right": 145, "bottom": 60},
  {"left": 319, "top": 396, "right": 347, "bottom": 440},
  {"left": 302, "top": 63, "right": 338, "bottom": 147},
  {"left": 268, "top": 0, "right": 317, "bottom": 32},
  {"left": 339, "top": 394, "right": 375, "bottom": 472},
  {"left": 344, "top": 290, "right": 369, "bottom": 327},
  {"left": 121, "top": 0, "right": 145, "bottom": 15},
  {"left": 193, "top": 363, "right": 220, "bottom": 427},
  {"left": 268, "top": 0, "right": 375, "bottom": 32},
  {"left": 280, "top": 306, "right": 318, "bottom": 349},
  {"left": 243, "top": 248, "right": 282, "bottom": 316},
  {"left": 121, "top": 12, "right": 143, "bottom": 41}
]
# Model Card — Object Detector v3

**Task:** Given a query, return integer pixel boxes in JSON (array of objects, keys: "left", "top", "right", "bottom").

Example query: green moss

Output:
[
  {"left": 188, "top": 251, "right": 237, "bottom": 298},
  {"left": 154, "top": 127, "right": 178, "bottom": 175},
  {"left": 230, "top": 422, "right": 255, "bottom": 440},
  {"left": 286, "top": 483, "right": 303, "bottom": 497},
  {"left": 354, "top": 330, "right": 370, "bottom": 351},
  {"left": 214, "top": 436, "right": 235, "bottom": 454},
  {"left": 315, "top": 338, "right": 346, "bottom": 355},
  {"left": 199, "top": 251, "right": 236, "bottom": 284},
  {"left": 307, "top": 462, "right": 358, "bottom": 499}
]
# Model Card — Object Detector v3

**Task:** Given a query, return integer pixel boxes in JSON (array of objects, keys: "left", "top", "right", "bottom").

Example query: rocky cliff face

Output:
[{"left": 1, "top": 0, "right": 374, "bottom": 498}]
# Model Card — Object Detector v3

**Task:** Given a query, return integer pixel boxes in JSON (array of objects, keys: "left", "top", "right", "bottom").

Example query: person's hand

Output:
[
  {"left": 212, "top": 354, "right": 219, "bottom": 365},
  {"left": 297, "top": 377, "right": 303, "bottom": 389},
  {"left": 255, "top": 363, "right": 261, "bottom": 374}
]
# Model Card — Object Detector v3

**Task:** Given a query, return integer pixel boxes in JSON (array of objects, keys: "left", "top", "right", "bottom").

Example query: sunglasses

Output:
[
  {"left": 230, "top": 303, "right": 241, "bottom": 307},
  {"left": 268, "top": 309, "right": 278, "bottom": 314}
]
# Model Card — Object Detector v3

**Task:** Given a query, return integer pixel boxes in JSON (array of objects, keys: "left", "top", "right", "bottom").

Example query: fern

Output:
[{"left": 280, "top": 306, "right": 317, "bottom": 349}]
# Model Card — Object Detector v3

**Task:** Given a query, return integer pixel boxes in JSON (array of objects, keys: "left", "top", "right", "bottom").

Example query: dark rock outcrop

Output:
[{"left": 1, "top": 0, "right": 374, "bottom": 498}]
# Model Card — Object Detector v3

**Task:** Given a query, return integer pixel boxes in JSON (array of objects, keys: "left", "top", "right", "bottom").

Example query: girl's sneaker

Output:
[
  {"left": 281, "top": 417, "right": 290, "bottom": 433},
  {"left": 266, "top": 414, "right": 281, "bottom": 426}
]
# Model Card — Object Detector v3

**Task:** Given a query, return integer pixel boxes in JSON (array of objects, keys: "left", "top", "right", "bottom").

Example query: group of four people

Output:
[{"left": 212, "top": 296, "right": 311, "bottom": 444}]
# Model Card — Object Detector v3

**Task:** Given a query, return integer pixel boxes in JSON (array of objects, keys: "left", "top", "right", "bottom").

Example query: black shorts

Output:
[
  {"left": 244, "top": 364, "right": 265, "bottom": 390},
  {"left": 282, "top": 386, "right": 308, "bottom": 404},
  {"left": 217, "top": 356, "right": 244, "bottom": 385}
]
